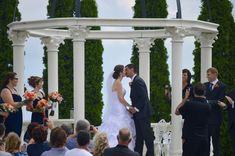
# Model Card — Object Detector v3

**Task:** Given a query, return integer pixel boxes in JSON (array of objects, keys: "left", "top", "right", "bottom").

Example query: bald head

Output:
[{"left": 118, "top": 128, "right": 131, "bottom": 143}]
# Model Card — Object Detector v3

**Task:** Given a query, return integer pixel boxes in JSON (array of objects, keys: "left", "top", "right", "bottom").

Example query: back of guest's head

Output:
[
  {"left": 113, "top": 65, "right": 124, "bottom": 79},
  {"left": 24, "top": 122, "right": 40, "bottom": 143},
  {"left": 75, "top": 119, "right": 90, "bottom": 134},
  {"left": 93, "top": 132, "right": 109, "bottom": 156},
  {"left": 50, "top": 127, "right": 67, "bottom": 148},
  {"left": 32, "top": 125, "right": 48, "bottom": 144},
  {"left": 1, "top": 72, "right": 17, "bottom": 91},
  {"left": 118, "top": 128, "right": 131, "bottom": 143},
  {"left": 194, "top": 83, "right": 205, "bottom": 96},
  {"left": 125, "top": 64, "right": 137, "bottom": 73},
  {"left": 207, "top": 67, "right": 218, "bottom": 75},
  {"left": 28, "top": 76, "right": 43, "bottom": 88},
  {"left": 182, "top": 69, "right": 192, "bottom": 84},
  {"left": 61, "top": 124, "right": 73, "bottom": 137},
  {"left": 77, "top": 130, "right": 90, "bottom": 147},
  {"left": 0, "top": 123, "right": 5, "bottom": 138},
  {"left": 5, "top": 132, "right": 21, "bottom": 153}
]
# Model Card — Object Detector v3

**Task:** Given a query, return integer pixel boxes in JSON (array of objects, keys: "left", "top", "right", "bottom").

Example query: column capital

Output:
[
  {"left": 134, "top": 38, "right": 155, "bottom": 53},
  {"left": 166, "top": 27, "right": 186, "bottom": 42},
  {"left": 69, "top": 26, "right": 89, "bottom": 42},
  {"left": 195, "top": 32, "right": 218, "bottom": 48},
  {"left": 41, "top": 37, "right": 64, "bottom": 52},
  {"left": 8, "top": 31, "right": 28, "bottom": 46}
]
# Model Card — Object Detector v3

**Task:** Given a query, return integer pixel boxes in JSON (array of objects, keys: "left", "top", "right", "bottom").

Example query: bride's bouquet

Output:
[
  {"left": 0, "top": 103, "right": 17, "bottom": 113},
  {"left": 48, "top": 91, "right": 63, "bottom": 116},
  {"left": 23, "top": 91, "right": 37, "bottom": 110}
]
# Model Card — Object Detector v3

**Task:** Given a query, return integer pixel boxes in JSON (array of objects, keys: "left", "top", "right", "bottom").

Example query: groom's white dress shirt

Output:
[{"left": 131, "top": 74, "right": 137, "bottom": 82}]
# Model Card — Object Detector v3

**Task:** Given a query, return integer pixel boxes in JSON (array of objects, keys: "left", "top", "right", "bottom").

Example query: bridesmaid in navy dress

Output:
[
  {"left": 0, "top": 72, "right": 26, "bottom": 136},
  {"left": 27, "top": 76, "right": 48, "bottom": 124}
]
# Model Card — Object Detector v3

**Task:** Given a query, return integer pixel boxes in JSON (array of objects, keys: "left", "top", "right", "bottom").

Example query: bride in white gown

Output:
[{"left": 99, "top": 65, "right": 136, "bottom": 150}]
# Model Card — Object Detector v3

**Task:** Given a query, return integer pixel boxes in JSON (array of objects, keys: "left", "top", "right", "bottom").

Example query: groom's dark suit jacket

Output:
[{"left": 130, "top": 75, "right": 154, "bottom": 119}]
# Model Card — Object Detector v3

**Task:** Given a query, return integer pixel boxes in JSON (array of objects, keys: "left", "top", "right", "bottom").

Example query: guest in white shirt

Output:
[
  {"left": 41, "top": 127, "right": 68, "bottom": 156},
  {"left": 65, "top": 130, "right": 92, "bottom": 156}
]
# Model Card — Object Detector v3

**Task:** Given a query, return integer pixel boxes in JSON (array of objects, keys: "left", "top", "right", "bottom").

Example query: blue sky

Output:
[{"left": 18, "top": 0, "right": 235, "bottom": 121}]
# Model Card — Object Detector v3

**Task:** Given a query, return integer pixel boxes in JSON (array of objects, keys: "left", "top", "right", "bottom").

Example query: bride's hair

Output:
[{"left": 112, "top": 65, "right": 124, "bottom": 79}]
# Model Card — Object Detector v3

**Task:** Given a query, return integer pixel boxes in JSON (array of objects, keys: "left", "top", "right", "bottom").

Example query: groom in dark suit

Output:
[{"left": 125, "top": 64, "right": 155, "bottom": 156}]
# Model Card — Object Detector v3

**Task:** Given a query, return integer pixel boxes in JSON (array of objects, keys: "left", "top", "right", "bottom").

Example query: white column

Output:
[
  {"left": 134, "top": 38, "right": 154, "bottom": 95},
  {"left": 167, "top": 27, "right": 184, "bottom": 156},
  {"left": 69, "top": 26, "right": 89, "bottom": 123},
  {"left": 8, "top": 31, "right": 28, "bottom": 96},
  {"left": 196, "top": 33, "right": 217, "bottom": 83},
  {"left": 41, "top": 37, "right": 64, "bottom": 120}
]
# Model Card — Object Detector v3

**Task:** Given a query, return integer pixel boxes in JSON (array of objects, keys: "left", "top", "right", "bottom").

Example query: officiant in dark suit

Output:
[
  {"left": 125, "top": 64, "right": 155, "bottom": 156},
  {"left": 204, "top": 67, "right": 226, "bottom": 156}
]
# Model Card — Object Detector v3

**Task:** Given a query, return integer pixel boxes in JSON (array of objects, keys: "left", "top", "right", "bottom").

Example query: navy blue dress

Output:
[{"left": 0, "top": 88, "right": 22, "bottom": 137}]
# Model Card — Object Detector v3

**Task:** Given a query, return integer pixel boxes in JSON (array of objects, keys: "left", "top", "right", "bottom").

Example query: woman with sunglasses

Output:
[{"left": 0, "top": 72, "right": 26, "bottom": 136}]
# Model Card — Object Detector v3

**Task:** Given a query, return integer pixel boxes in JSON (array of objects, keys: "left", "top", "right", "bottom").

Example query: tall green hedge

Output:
[
  {"left": 45, "top": 0, "right": 74, "bottom": 119},
  {"left": 80, "top": 0, "right": 104, "bottom": 125},
  {"left": 0, "top": 0, "right": 21, "bottom": 84},
  {"left": 132, "top": 0, "right": 170, "bottom": 122},
  {"left": 193, "top": 0, "right": 235, "bottom": 155},
  {"left": 45, "top": 0, "right": 103, "bottom": 125}
]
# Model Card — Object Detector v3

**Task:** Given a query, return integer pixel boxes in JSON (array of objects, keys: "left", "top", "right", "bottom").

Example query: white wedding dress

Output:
[{"left": 99, "top": 74, "right": 136, "bottom": 150}]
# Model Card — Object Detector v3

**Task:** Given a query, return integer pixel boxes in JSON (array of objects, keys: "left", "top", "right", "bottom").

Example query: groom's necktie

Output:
[{"left": 209, "top": 83, "right": 213, "bottom": 91}]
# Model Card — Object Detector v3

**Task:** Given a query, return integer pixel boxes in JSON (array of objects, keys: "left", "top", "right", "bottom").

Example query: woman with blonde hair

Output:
[
  {"left": 93, "top": 132, "right": 109, "bottom": 156},
  {"left": 5, "top": 132, "right": 27, "bottom": 156}
]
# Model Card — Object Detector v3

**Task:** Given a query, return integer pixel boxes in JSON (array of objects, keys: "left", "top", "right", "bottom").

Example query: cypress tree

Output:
[
  {"left": 45, "top": 0, "right": 74, "bottom": 119},
  {"left": 193, "top": 0, "right": 235, "bottom": 155},
  {"left": 80, "top": 0, "right": 104, "bottom": 125},
  {"left": 45, "top": 0, "right": 103, "bottom": 125},
  {"left": 0, "top": 0, "right": 21, "bottom": 83},
  {"left": 132, "top": 0, "right": 170, "bottom": 121}
]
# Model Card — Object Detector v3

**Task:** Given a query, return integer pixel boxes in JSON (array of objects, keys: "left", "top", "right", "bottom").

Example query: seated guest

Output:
[
  {"left": 0, "top": 124, "right": 11, "bottom": 156},
  {"left": 61, "top": 124, "right": 73, "bottom": 139},
  {"left": 41, "top": 127, "right": 68, "bottom": 156},
  {"left": 0, "top": 139, "right": 11, "bottom": 156},
  {"left": 27, "top": 125, "right": 51, "bottom": 156},
  {"left": 65, "top": 130, "right": 92, "bottom": 156},
  {"left": 93, "top": 132, "right": 109, "bottom": 156},
  {"left": 23, "top": 122, "right": 39, "bottom": 143},
  {"left": 5, "top": 132, "right": 27, "bottom": 156},
  {"left": 175, "top": 83, "right": 215, "bottom": 156},
  {"left": 103, "top": 128, "right": 139, "bottom": 156},
  {"left": 66, "top": 119, "right": 97, "bottom": 150}
]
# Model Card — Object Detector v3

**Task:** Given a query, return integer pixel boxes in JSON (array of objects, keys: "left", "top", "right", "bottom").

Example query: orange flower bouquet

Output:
[
  {"left": 23, "top": 91, "right": 37, "bottom": 101},
  {"left": 0, "top": 103, "right": 17, "bottom": 113},
  {"left": 23, "top": 91, "right": 37, "bottom": 110},
  {"left": 30, "top": 99, "right": 49, "bottom": 113},
  {"left": 48, "top": 92, "right": 63, "bottom": 103},
  {"left": 48, "top": 91, "right": 63, "bottom": 116}
]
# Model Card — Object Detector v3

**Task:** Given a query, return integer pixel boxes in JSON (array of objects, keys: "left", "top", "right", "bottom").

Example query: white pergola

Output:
[{"left": 7, "top": 18, "right": 218, "bottom": 156}]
